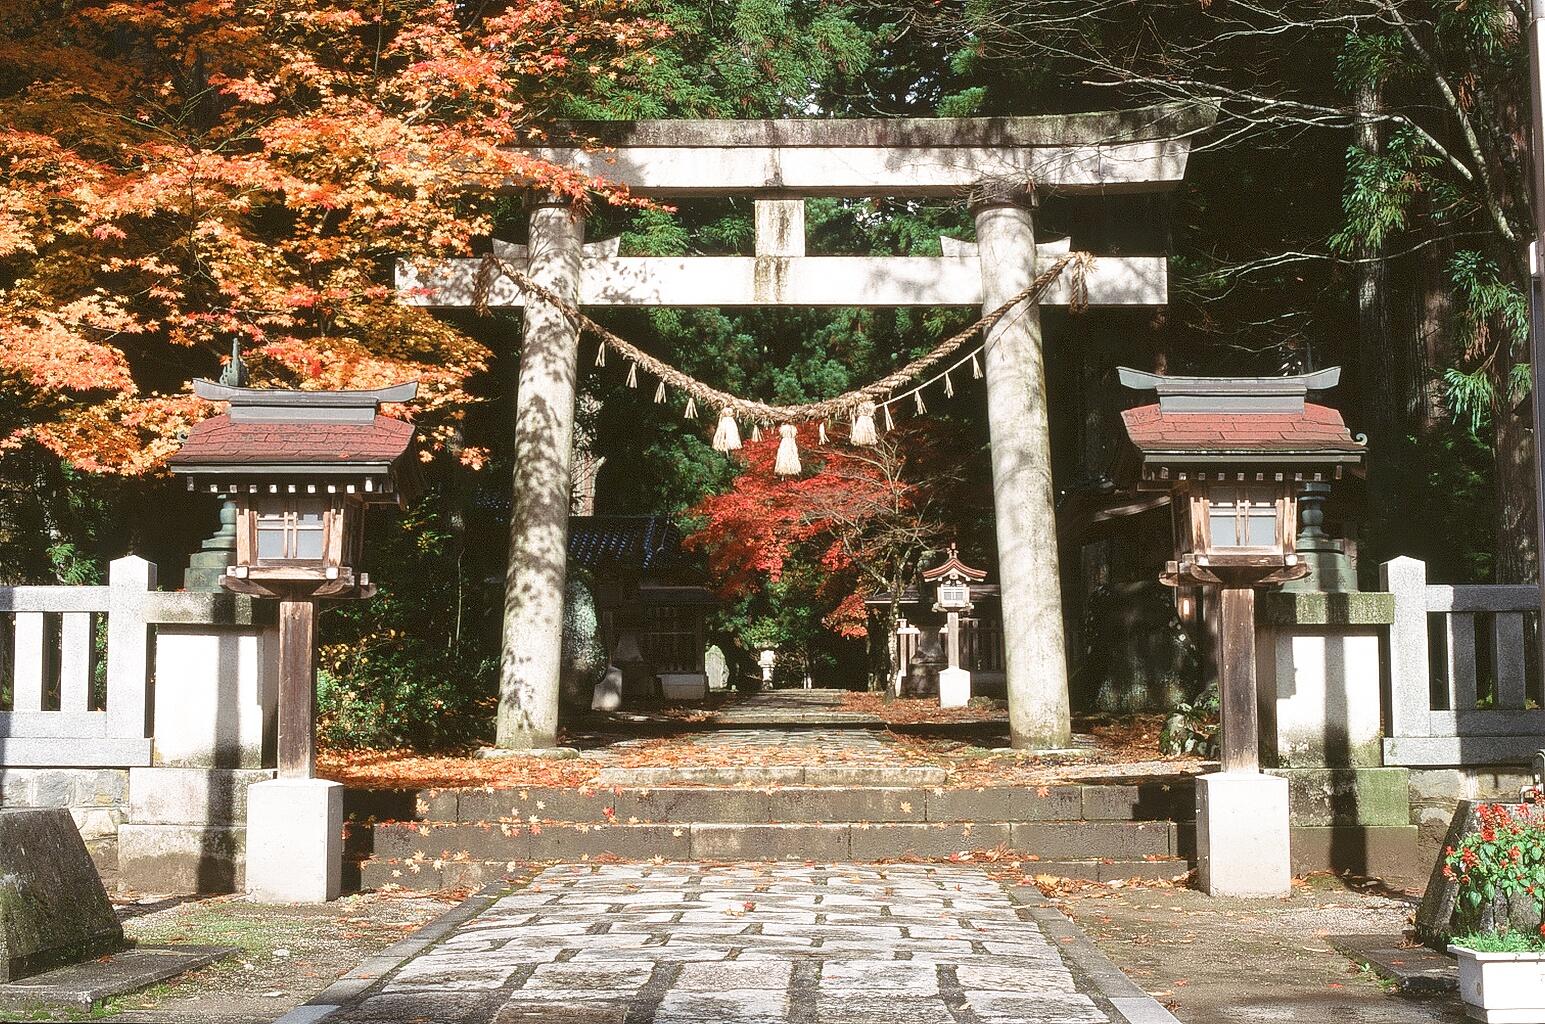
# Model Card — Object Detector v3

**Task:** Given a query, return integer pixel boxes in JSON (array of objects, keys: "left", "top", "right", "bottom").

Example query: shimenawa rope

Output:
[{"left": 472, "top": 250, "right": 1094, "bottom": 473}]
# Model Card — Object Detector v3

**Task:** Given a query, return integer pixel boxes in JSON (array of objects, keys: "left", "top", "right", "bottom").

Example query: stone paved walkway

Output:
[
  {"left": 712, "top": 689, "right": 883, "bottom": 727},
  {"left": 325, "top": 863, "right": 1123, "bottom": 1024}
]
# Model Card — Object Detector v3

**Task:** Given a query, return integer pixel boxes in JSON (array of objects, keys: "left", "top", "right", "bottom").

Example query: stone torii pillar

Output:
[
  {"left": 973, "top": 186, "right": 1071, "bottom": 750},
  {"left": 497, "top": 196, "right": 584, "bottom": 750}
]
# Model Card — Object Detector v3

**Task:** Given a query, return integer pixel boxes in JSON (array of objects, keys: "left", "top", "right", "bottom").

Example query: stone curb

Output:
[
  {"left": 266, "top": 883, "right": 507, "bottom": 1024},
  {"left": 1004, "top": 884, "right": 1183, "bottom": 1024}
]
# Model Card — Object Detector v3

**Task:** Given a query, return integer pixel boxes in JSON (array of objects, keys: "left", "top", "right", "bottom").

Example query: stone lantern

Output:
[
  {"left": 922, "top": 545, "right": 987, "bottom": 708},
  {"left": 171, "top": 378, "right": 418, "bottom": 902},
  {"left": 1117, "top": 366, "right": 1365, "bottom": 897}
]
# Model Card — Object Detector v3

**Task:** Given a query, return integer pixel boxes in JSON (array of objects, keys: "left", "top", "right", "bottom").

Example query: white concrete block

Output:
[
  {"left": 1195, "top": 772, "right": 1292, "bottom": 898},
  {"left": 245, "top": 779, "right": 342, "bottom": 903},
  {"left": 592, "top": 667, "right": 623, "bottom": 712},
  {"left": 1258, "top": 627, "right": 1384, "bottom": 768},
  {"left": 130, "top": 766, "right": 276, "bottom": 824},
  {"left": 153, "top": 625, "right": 277, "bottom": 768},
  {"left": 938, "top": 667, "right": 971, "bottom": 709}
]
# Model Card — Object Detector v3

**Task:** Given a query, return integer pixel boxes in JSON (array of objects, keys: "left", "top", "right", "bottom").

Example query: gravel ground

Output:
[
  {"left": 84, "top": 889, "right": 458, "bottom": 1024},
  {"left": 1058, "top": 874, "right": 1469, "bottom": 1024}
]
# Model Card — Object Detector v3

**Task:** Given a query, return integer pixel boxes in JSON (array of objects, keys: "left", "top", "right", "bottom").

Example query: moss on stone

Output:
[{"left": 1258, "top": 591, "right": 1395, "bottom": 627}]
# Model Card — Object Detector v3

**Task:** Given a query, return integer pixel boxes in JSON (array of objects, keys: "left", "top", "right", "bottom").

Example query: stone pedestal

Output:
[
  {"left": 120, "top": 767, "right": 275, "bottom": 893},
  {"left": 245, "top": 779, "right": 342, "bottom": 903},
  {"left": 1195, "top": 772, "right": 1291, "bottom": 898},
  {"left": 118, "top": 595, "right": 278, "bottom": 895},
  {"left": 660, "top": 673, "right": 709, "bottom": 702},
  {"left": 1255, "top": 591, "right": 1418, "bottom": 881},
  {"left": 938, "top": 667, "right": 971, "bottom": 709}
]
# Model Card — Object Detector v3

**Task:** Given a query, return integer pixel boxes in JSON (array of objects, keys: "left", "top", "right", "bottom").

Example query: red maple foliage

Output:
[{"left": 685, "top": 421, "right": 970, "bottom": 638}]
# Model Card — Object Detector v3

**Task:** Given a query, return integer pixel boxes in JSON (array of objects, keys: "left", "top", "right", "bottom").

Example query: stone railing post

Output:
[
  {"left": 1381, "top": 556, "right": 1432, "bottom": 740},
  {"left": 105, "top": 556, "right": 156, "bottom": 740}
]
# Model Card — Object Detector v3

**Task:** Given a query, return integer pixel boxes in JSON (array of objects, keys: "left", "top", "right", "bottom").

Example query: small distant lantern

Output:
[
  {"left": 922, "top": 545, "right": 988, "bottom": 709},
  {"left": 171, "top": 379, "right": 420, "bottom": 778},
  {"left": 1117, "top": 366, "right": 1365, "bottom": 898}
]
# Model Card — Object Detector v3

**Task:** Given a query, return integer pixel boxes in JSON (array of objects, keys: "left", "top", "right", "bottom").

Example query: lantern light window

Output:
[
  {"left": 1206, "top": 485, "right": 1279, "bottom": 550},
  {"left": 256, "top": 508, "right": 326, "bottom": 562}
]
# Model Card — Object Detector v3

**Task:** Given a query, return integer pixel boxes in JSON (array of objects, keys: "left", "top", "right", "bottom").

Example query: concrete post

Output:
[
  {"left": 972, "top": 187, "right": 1071, "bottom": 749},
  {"left": 496, "top": 196, "right": 584, "bottom": 750}
]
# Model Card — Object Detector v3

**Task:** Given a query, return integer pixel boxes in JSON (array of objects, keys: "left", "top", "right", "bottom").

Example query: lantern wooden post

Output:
[
  {"left": 1216, "top": 582, "right": 1260, "bottom": 774},
  {"left": 276, "top": 596, "right": 319, "bottom": 780}
]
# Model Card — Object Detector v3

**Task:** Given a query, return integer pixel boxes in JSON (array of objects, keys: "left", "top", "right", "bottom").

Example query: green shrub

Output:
[
  {"left": 1159, "top": 685, "right": 1219, "bottom": 758},
  {"left": 1451, "top": 930, "right": 1545, "bottom": 953},
  {"left": 317, "top": 637, "right": 495, "bottom": 750}
]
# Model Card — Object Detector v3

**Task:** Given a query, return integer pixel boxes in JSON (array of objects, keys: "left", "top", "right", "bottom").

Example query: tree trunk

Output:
[
  {"left": 867, "top": 603, "right": 894, "bottom": 693},
  {"left": 1354, "top": 80, "right": 1400, "bottom": 538},
  {"left": 1495, "top": 396, "right": 1540, "bottom": 583}
]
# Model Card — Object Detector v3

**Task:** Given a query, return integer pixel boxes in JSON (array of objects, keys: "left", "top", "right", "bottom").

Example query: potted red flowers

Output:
[{"left": 1444, "top": 803, "right": 1545, "bottom": 1022}]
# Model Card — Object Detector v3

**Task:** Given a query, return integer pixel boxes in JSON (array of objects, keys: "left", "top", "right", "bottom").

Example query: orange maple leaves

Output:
[{"left": 0, "top": 0, "right": 665, "bottom": 474}]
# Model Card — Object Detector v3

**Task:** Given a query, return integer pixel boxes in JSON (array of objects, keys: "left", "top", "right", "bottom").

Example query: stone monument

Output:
[{"left": 0, "top": 809, "right": 123, "bottom": 983}]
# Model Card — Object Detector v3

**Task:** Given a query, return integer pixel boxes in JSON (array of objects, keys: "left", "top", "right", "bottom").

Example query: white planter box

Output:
[{"left": 1451, "top": 945, "right": 1545, "bottom": 1022}]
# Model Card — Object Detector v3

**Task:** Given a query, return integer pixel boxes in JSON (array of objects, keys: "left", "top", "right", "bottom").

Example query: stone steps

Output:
[
  {"left": 343, "top": 780, "right": 1195, "bottom": 827},
  {"left": 347, "top": 818, "right": 1188, "bottom": 862},
  {"left": 592, "top": 765, "right": 950, "bottom": 787},
  {"left": 342, "top": 781, "right": 1197, "bottom": 891}
]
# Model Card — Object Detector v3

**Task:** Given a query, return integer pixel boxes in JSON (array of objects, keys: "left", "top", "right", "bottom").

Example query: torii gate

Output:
[{"left": 398, "top": 103, "right": 1214, "bottom": 752}]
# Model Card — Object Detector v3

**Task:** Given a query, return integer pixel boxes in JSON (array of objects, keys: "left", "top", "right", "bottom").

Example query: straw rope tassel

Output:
[
  {"left": 944, "top": 371, "right": 954, "bottom": 398},
  {"left": 774, "top": 424, "right": 802, "bottom": 477},
  {"left": 653, "top": 380, "right": 667, "bottom": 403},
  {"left": 751, "top": 423, "right": 763, "bottom": 443},
  {"left": 626, "top": 361, "right": 639, "bottom": 388},
  {"left": 883, "top": 404, "right": 895, "bottom": 431},
  {"left": 595, "top": 344, "right": 607, "bottom": 367},
  {"left": 914, "top": 390, "right": 927, "bottom": 415},
  {"left": 850, "top": 401, "right": 878, "bottom": 446},
  {"left": 713, "top": 408, "right": 742, "bottom": 452},
  {"left": 818, "top": 421, "right": 828, "bottom": 445},
  {"left": 971, "top": 353, "right": 983, "bottom": 379},
  {"left": 685, "top": 396, "right": 697, "bottom": 420}
]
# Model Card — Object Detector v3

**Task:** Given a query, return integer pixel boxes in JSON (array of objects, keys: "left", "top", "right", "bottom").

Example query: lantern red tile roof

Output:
[
  {"left": 1120, "top": 402, "right": 1364, "bottom": 455},
  {"left": 170, "top": 414, "right": 416, "bottom": 467}
]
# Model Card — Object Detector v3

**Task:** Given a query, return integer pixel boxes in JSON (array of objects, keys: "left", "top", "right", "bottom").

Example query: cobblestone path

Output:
[{"left": 328, "top": 863, "right": 1124, "bottom": 1024}]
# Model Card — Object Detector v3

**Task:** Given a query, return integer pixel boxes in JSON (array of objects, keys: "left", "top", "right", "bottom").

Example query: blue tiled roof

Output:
[{"left": 568, "top": 515, "right": 692, "bottom": 575}]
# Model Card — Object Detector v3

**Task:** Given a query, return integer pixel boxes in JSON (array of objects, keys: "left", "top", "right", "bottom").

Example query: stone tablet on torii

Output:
[{"left": 395, "top": 102, "right": 1215, "bottom": 753}]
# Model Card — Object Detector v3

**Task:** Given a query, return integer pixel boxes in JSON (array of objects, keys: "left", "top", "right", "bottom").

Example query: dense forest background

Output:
[{"left": 2, "top": 0, "right": 1539, "bottom": 747}]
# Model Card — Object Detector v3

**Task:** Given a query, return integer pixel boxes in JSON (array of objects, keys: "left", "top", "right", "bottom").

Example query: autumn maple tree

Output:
[
  {"left": 686, "top": 421, "right": 972, "bottom": 682},
  {"left": 0, "top": 0, "right": 661, "bottom": 475}
]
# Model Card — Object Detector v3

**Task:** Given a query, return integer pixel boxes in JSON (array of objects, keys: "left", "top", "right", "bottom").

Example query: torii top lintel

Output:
[{"left": 529, "top": 101, "right": 1216, "bottom": 198}]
